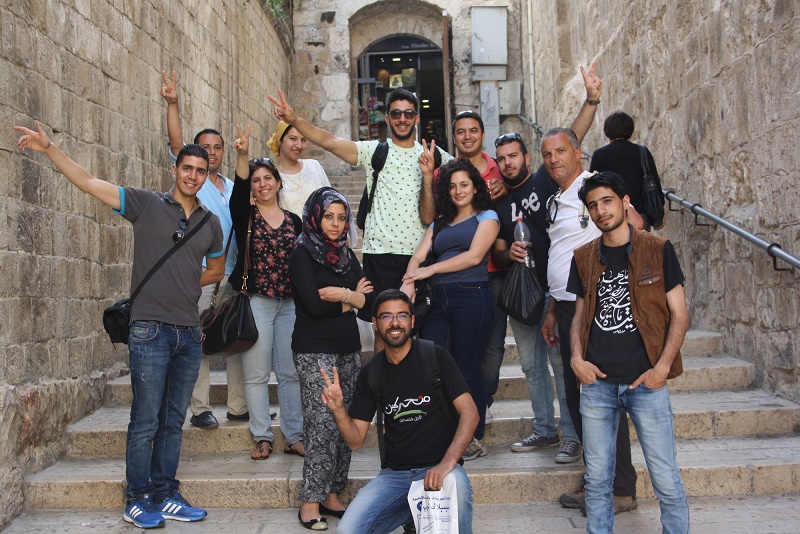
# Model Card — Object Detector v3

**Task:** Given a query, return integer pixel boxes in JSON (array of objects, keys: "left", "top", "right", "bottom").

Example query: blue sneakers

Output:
[
  {"left": 124, "top": 496, "right": 166, "bottom": 529},
  {"left": 158, "top": 492, "right": 207, "bottom": 522}
]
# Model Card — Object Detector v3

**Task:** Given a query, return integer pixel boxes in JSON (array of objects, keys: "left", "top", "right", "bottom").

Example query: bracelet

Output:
[
  {"left": 505, "top": 249, "right": 512, "bottom": 263},
  {"left": 342, "top": 287, "right": 351, "bottom": 305},
  {"left": 586, "top": 98, "right": 601, "bottom": 105}
]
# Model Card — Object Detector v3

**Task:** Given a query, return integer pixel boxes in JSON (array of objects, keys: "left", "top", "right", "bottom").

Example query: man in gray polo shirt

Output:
[{"left": 15, "top": 122, "right": 224, "bottom": 529}]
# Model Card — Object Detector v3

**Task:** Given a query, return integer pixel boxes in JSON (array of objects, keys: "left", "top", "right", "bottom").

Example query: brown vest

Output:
[{"left": 573, "top": 226, "right": 683, "bottom": 379}]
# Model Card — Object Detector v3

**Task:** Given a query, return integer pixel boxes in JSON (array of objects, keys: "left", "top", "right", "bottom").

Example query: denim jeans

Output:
[
  {"left": 240, "top": 295, "right": 303, "bottom": 444},
  {"left": 125, "top": 321, "right": 203, "bottom": 501},
  {"left": 509, "top": 294, "right": 578, "bottom": 442},
  {"left": 481, "top": 271, "right": 509, "bottom": 408},
  {"left": 421, "top": 281, "right": 493, "bottom": 440},
  {"left": 581, "top": 380, "right": 689, "bottom": 534},
  {"left": 337, "top": 464, "right": 473, "bottom": 534}
]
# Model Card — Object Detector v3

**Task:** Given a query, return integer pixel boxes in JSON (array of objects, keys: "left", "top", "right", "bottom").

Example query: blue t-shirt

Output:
[{"left": 431, "top": 210, "right": 499, "bottom": 285}]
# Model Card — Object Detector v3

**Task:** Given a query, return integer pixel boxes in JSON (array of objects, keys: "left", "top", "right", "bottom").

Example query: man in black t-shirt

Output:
[
  {"left": 321, "top": 290, "right": 479, "bottom": 533},
  {"left": 567, "top": 172, "right": 690, "bottom": 533}
]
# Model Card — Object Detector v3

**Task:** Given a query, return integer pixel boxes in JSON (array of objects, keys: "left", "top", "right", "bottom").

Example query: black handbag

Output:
[
  {"left": 102, "top": 210, "right": 212, "bottom": 346},
  {"left": 639, "top": 145, "right": 665, "bottom": 228},
  {"left": 200, "top": 213, "right": 259, "bottom": 355},
  {"left": 410, "top": 219, "right": 444, "bottom": 336},
  {"left": 498, "top": 255, "right": 545, "bottom": 327}
]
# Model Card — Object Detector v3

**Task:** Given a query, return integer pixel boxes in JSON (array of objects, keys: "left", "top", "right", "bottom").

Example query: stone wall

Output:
[
  {"left": 0, "top": 0, "right": 291, "bottom": 528},
  {"left": 527, "top": 0, "right": 800, "bottom": 399},
  {"left": 291, "top": 0, "right": 526, "bottom": 173}
]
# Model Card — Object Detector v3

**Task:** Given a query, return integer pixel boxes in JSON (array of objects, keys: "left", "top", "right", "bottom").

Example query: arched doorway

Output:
[{"left": 356, "top": 36, "right": 447, "bottom": 148}]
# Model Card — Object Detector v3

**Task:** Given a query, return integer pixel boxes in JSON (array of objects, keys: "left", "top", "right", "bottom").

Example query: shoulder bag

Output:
[{"left": 200, "top": 211, "right": 259, "bottom": 356}]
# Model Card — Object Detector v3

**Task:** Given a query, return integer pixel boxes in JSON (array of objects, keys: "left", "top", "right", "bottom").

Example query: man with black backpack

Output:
[
  {"left": 268, "top": 90, "right": 452, "bottom": 350},
  {"left": 320, "top": 289, "right": 478, "bottom": 533}
]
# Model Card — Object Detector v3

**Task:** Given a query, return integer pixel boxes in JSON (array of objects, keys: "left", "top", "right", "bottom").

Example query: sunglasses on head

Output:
[{"left": 494, "top": 132, "right": 523, "bottom": 147}]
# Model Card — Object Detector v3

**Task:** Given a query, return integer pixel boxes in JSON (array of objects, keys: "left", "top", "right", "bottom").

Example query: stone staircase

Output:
[{"left": 19, "top": 329, "right": 800, "bottom": 517}]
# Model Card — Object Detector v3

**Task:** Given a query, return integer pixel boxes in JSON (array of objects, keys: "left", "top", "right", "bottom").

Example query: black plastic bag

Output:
[{"left": 498, "top": 261, "right": 545, "bottom": 326}]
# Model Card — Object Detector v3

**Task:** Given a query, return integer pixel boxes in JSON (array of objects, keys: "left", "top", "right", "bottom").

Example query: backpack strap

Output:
[
  {"left": 366, "top": 352, "right": 388, "bottom": 469},
  {"left": 418, "top": 339, "right": 453, "bottom": 425},
  {"left": 366, "top": 141, "right": 390, "bottom": 205}
]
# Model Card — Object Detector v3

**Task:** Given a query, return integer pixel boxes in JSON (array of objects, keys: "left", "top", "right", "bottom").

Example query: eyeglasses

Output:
[
  {"left": 377, "top": 312, "right": 412, "bottom": 322},
  {"left": 388, "top": 109, "right": 418, "bottom": 120},
  {"left": 545, "top": 189, "right": 561, "bottom": 224},
  {"left": 173, "top": 218, "right": 188, "bottom": 244},
  {"left": 494, "top": 132, "right": 523, "bottom": 147}
]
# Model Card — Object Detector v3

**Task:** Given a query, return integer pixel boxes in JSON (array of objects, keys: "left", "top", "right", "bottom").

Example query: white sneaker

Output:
[{"left": 485, "top": 406, "right": 493, "bottom": 425}]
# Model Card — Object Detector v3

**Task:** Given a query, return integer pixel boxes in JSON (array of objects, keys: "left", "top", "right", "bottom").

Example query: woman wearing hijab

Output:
[
  {"left": 230, "top": 125, "right": 304, "bottom": 461},
  {"left": 289, "top": 187, "right": 375, "bottom": 531},
  {"left": 267, "top": 121, "right": 332, "bottom": 216}
]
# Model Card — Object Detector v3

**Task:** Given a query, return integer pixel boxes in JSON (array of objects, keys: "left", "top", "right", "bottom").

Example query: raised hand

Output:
[
  {"left": 580, "top": 62, "right": 602, "bottom": 101},
  {"left": 320, "top": 367, "right": 345, "bottom": 410},
  {"left": 233, "top": 123, "right": 251, "bottom": 154},
  {"left": 266, "top": 89, "right": 297, "bottom": 124},
  {"left": 160, "top": 70, "right": 178, "bottom": 104},
  {"left": 14, "top": 121, "right": 51, "bottom": 153},
  {"left": 418, "top": 138, "right": 436, "bottom": 176}
]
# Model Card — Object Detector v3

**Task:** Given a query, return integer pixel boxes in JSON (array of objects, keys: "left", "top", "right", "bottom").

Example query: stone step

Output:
[
  {"left": 103, "top": 353, "right": 755, "bottom": 407},
  {"left": 10, "top": 494, "right": 800, "bottom": 533},
  {"left": 24, "top": 434, "right": 800, "bottom": 510},
  {"left": 69, "top": 387, "right": 799, "bottom": 457}
]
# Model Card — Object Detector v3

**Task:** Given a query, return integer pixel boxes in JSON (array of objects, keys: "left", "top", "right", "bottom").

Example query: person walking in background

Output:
[
  {"left": 569, "top": 171, "right": 689, "bottom": 532},
  {"left": 15, "top": 122, "right": 223, "bottom": 528},
  {"left": 160, "top": 69, "right": 249, "bottom": 430},
  {"left": 289, "top": 187, "right": 375, "bottom": 531},
  {"left": 590, "top": 111, "right": 666, "bottom": 230},
  {"left": 401, "top": 157, "right": 499, "bottom": 461},
  {"left": 266, "top": 120, "right": 332, "bottom": 217},
  {"left": 229, "top": 125, "right": 304, "bottom": 461}
]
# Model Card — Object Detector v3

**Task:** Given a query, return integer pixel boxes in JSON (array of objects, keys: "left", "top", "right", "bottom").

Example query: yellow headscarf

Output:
[{"left": 266, "top": 121, "right": 291, "bottom": 157}]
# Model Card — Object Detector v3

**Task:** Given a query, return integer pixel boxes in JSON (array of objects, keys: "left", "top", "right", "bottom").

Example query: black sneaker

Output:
[
  {"left": 189, "top": 411, "right": 219, "bottom": 429},
  {"left": 226, "top": 411, "right": 250, "bottom": 421},
  {"left": 554, "top": 440, "right": 583, "bottom": 463},
  {"left": 510, "top": 433, "right": 559, "bottom": 452}
]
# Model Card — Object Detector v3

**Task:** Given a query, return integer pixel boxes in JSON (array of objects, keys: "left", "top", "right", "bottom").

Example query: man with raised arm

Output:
[
  {"left": 15, "top": 122, "right": 224, "bottom": 529},
  {"left": 160, "top": 70, "right": 249, "bottom": 431},
  {"left": 320, "top": 289, "right": 478, "bottom": 533},
  {"left": 267, "top": 90, "right": 453, "bottom": 351},
  {"left": 568, "top": 171, "right": 689, "bottom": 532}
]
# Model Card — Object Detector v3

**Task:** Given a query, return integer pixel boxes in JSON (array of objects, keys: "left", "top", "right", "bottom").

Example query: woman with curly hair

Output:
[{"left": 401, "top": 157, "right": 499, "bottom": 462}]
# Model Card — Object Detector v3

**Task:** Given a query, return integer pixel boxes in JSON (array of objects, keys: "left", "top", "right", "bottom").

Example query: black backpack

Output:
[
  {"left": 366, "top": 339, "right": 453, "bottom": 469},
  {"left": 356, "top": 141, "right": 442, "bottom": 230},
  {"left": 639, "top": 145, "right": 665, "bottom": 228}
]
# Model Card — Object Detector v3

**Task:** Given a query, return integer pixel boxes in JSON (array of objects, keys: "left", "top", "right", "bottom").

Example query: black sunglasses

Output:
[
  {"left": 388, "top": 109, "right": 418, "bottom": 120},
  {"left": 545, "top": 190, "right": 561, "bottom": 224},
  {"left": 173, "top": 218, "right": 188, "bottom": 244},
  {"left": 494, "top": 132, "right": 523, "bottom": 147}
]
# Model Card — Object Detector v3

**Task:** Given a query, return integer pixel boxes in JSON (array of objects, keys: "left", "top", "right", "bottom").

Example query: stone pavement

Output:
[{"left": 7, "top": 495, "right": 800, "bottom": 533}]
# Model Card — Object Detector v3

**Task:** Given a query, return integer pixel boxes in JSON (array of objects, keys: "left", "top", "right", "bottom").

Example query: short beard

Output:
[
  {"left": 503, "top": 162, "right": 530, "bottom": 187},
  {"left": 389, "top": 122, "right": 415, "bottom": 141},
  {"left": 598, "top": 215, "right": 626, "bottom": 234},
  {"left": 377, "top": 327, "right": 411, "bottom": 348}
]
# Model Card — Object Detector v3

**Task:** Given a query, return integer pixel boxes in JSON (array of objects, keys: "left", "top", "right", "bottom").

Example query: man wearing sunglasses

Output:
[
  {"left": 14, "top": 123, "right": 225, "bottom": 528},
  {"left": 268, "top": 89, "right": 453, "bottom": 350},
  {"left": 161, "top": 69, "right": 249, "bottom": 432}
]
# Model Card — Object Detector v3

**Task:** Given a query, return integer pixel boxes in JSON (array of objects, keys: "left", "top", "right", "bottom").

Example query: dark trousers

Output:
[{"left": 555, "top": 299, "right": 637, "bottom": 498}]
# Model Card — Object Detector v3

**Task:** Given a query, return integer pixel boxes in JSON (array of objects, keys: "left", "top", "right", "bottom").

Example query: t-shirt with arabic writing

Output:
[{"left": 350, "top": 339, "right": 469, "bottom": 470}]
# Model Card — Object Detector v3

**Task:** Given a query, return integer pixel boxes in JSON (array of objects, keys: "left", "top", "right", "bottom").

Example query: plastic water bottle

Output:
[{"left": 513, "top": 217, "right": 535, "bottom": 268}]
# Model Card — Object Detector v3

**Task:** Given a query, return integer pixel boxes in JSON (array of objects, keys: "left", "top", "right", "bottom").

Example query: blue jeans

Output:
[
  {"left": 481, "top": 272, "right": 509, "bottom": 407},
  {"left": 337, "top": 464, "right": 473, "bottom": 534},
  {"left": 581, "top": 380, "right": 689, "bottom": 534},
  {"left": 240, "top": 295, "right": 302, "bottom": 444},
  {"left": 421, "top": 281, "right": 492, "bottom": 440},
  {"left": 125, "top": 321, "right": 203, "bottom": 501},
  {"left": 509, "top": 294, "right": 578, "bottom": 442}
]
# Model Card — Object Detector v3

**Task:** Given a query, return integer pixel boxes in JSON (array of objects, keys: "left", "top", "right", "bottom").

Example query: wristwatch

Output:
[{"left": 586, "top": 98, "right": 601, "bottom": 105}]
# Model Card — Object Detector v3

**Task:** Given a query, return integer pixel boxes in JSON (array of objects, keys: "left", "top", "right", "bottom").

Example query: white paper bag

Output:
[
  {"left": 407, "top": 471, "right": 459, "bottom": 534},
  {"left": 357, "top": 317, "right": 374, "bottom": 353}
]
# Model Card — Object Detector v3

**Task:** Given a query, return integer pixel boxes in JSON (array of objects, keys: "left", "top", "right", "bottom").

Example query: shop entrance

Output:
[{"left": 357, "top": 36, "right": 447, "bottom": 147}]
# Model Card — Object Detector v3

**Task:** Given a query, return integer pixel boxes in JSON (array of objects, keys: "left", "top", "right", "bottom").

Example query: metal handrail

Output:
[{"left": 664, "top": 190, "right": 799, "bottom": 272}]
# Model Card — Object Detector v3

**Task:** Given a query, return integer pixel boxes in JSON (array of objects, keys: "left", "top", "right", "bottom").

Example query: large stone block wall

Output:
[
  {"left": 0, "top": 0, "right": 291, "bottom": 528},
  {"left": 527, "top": 0, "right": 800, "bottom": 399}
]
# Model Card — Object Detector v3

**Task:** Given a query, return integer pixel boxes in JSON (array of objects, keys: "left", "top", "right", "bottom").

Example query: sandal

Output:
[
  {"left": 319, "top": 503, "right": 346, "bottom": 519},
  {"left": 298, "top": 510, "right": 328, "bottom": 531},
  {"left": 250, "top": 440, "right": 272, "bottom": 460},
  {"left": 284, "top": 440, "right": 306, "bottom": 457}
]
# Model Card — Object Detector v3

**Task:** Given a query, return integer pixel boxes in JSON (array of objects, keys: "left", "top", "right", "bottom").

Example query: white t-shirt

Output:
[
  {"left": 356, "top": 139, "right": 453, "bottom": 255},
  {"left": 547, "top": 170, "right": 601, "bottom": 301},
  {"left": 278, "top": 159, "right": 331, "bottom": 216}
]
